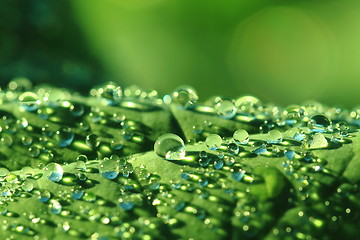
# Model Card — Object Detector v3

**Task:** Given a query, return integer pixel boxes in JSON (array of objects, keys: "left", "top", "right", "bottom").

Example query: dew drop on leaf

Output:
[
  {"left": 171, "top": 86, "right": 198, "bottom": 108},
  {"left": 99, "top": 159, "right": 120, "bottom": 180},
  {"left": 85, "top": 134, "right": 100, "bottom": 149},
  {"left": 233, "top": 129, "right": 249, "bottom": 145},
  {"left": 44, "top": 163, "right": 64, "bottom": 182},
  {"left": 205, "top": 134, "right": 222, "bottom": 151},
  {"left": 308, "top": 133, "right": 328, "bottom": 149},
  {"left": 266, "top": 130, "right": 283, "bottom": 144},
  {"left": 215, "top": 98, "right": 237, "bottom": 119},
  {"left": 18, "top": 92, "right": 40, "bottom": 111},
  {"left": 154, "top": 133, "right": 185, "bottom": 160},
  {"left": 55, "top": 127, "right": 74, "bottom": 147},
  {"left": 308, "top": 115, "right": 332, "bottom": 132}
]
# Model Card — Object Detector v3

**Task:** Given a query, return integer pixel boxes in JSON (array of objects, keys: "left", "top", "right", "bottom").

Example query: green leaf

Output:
[{"left": 0, "top": 85, "right": 359, "bottom": 239}]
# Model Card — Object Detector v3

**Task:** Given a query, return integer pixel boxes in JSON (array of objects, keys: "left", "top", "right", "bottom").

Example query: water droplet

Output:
[
  {"left": 284, "top": 150, "right": 295, "bottom": 160},
  {"left": 21, "top": 135, "right": 33, "bottom": 146},
  {"left": 308, "top": 133, "right": 328, "bottom": 149},
  {"left": 21, "top": 179, "right": 35, "bottom": 192},
  {"left": 36, "top": 189, "right": 51, "bottom": 202},
  {"left": 231, "top": 169, "right": 246, "bottom": 181},
  {"left": 99, "top": 159, "right": 120, "bottom": 180},
  {"left": 215, "top": 98, "right": 237, "bottom": 119},
  {"left": 154, "top": 133, "right": 185, "bottom": 160},
  {"left": 49, "top": 199, "right": 62, "bottom": 214},
  {"left": 266, "top": 130, "right": 283, "bottom": 144},
  {"left": 308, "top": 115, "right": 331, "bottom": 132},
  {"left": 205, "top": 134, "right": 222, "bottom": 151},
  {"left": 171, "top": 86, "right": 198, "bottom": 108},
  {"left": 71, "top": 187, "right": 84, "bottom": 200},
  {"left": 192, "top": 124, "right": 203, "bottom": 134},
  {"left": 214, "top": 159, "right": 224, "bottom": 170},
  {"left": 0, "top": 134, "right": 13, "bottom": 147},
  {"left": 74, "top": 161, "right": 86, "bottom": 171},
  {"left": 110, "top": 138, "right": 124, "bottom": 150},
  {"left": 44, "top": 163, "right": 64, "bottom": 182},
  {"left": 69, "top": 103, "right": 85, "bottom": 117},
  {"left": 85, "top": 134, "right": 100, "bottom": 149},
  {"left": 0, "top": 168, "right": 10, "bottom": 179},
  {"left": 76, "top": 154, "right": 88, "bottom": 162},
  {"left": 28, "top": 146, "right": 41, "bottom": 158},
  {"left": 96, "top": 82, "right": 123, "bottom": 105},
  {"left": 55, "top": 127, "right": 74, "bottom": 147},
  {"left": 18, "top": 92, "right": 40, "bottom": 111},
  {"left": 228, "top": 143, "right": 240, "bottom": 155},
  {"left": 233, "top": 129, "right": 249, "bottom": 145}
]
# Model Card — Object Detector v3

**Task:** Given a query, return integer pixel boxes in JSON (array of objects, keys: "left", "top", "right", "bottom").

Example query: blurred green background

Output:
[{"left": 1, "top": 0, "right": 359, "bottom": 107}]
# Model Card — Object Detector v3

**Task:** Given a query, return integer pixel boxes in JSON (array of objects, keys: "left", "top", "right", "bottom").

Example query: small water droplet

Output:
[
  {"left": 85, "top": 134, "right": 100, "bottom": 149},
  {"left": 154, "top": 133, "right": 185, "bottom": 160},
  {"left": 266, "top": 130, "right": 283, "bottom": 144},
  {"left": 308, "top": 133, "right": 328, "bottom": 149},
  {"left": 111, "top": 138, "right": 124, "bottom": 150},
  {"left": 96, "top": 82, "right": 123, "bottom": 105},
  {"left": 36, "top": 189, "right": 51, "bottom": 202}
]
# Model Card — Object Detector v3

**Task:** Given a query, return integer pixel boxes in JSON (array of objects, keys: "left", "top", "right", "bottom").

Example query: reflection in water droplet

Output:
[
  {"left": 154, "top": 134, "right": 185, "bottom": 160},
  {"left": 233, "top": 129, "right": 249, "bottom": 145},
  {"left": 36, "top": 189, "right": 51, "bottom": 202},
  {"left": 18, "top": 92, "right": 40, "bottom": 111},
  {"left": 215, "top": 98, "right": 237, "bottom": 119},
  {"left": 99, "top": 159, "right": 120, "bottom": 180},
  {"left": 205, "top": 134, "right": 222, "bottom": 151},
  {"left": 308, "top": 115, "right": 331, "bottom": 133},
  {"left": 49, "top": 199, "right": 62, "bottom": 214},
  {"left": 266, "top": 130, "right": 283, "bottom": 144},
  {"left": 44, "top": 163, "right": 64, "bottom": 182},
  {"left": 55, "top": 127, "right": 74, "bottom": 147},
  {"left": 85, "top": 134, "right": 100, "bottom": 149}
]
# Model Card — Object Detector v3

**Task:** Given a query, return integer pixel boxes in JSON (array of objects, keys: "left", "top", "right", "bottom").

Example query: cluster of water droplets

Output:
[{"left": 0, "top": 78, "right": 359, "bottom": 239}]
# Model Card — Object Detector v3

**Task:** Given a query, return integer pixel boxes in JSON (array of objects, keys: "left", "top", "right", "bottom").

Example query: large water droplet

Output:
[
  {"left": 308, "top": 115, "right": 331, "bottom": 132},
  {"left": 266, "top": 130, "right": 283, "bottom": 144},
  {"left": 233, "top": 129, "right": 249, "bottom": 145},
  {"left": 154, "top": 134, "right": 185, "bottom": 160},
  {"left": 85, "top": 134, "right": 100, "bottom": 149},
  {"left": 55, "top": 127, "right": 74, "bottom": 147},
  {"left": 205, "top": 134, "right": 222, "bottom": 151},
  {"left": 49, "top": 199, "right": 62, "bottom": 214},
  {"left": 96, "top": 82, "right": 123, "bottom": 105},
  {"left": 215, "top": 98, "right": 237, "bottom": 119},
  {"left": 308, "top": 133, "right": 328, "bottom": 149},
  {"left": 111, "top": 138, "right": 124, "bottom": 150},
  {"left": 18, "top": 92, "right": 40, "bottom": 111},
  {"left": 44, "top": 163, "right": 64, "bottom": 182},
  {"left": 99, "top": 159, "right": 120, "bottom": 179},
  {"left": 36, "top": 189, "right": 51, "bottom": 202}
]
